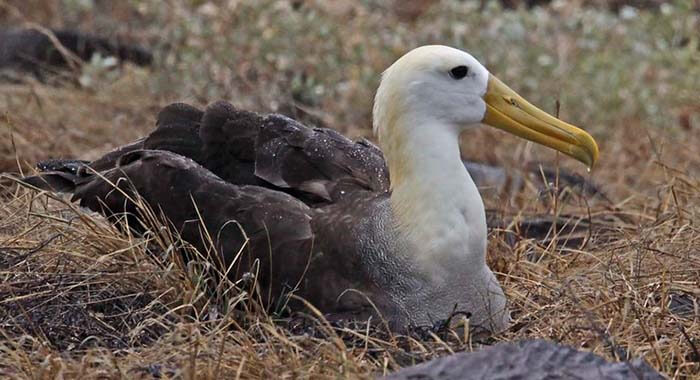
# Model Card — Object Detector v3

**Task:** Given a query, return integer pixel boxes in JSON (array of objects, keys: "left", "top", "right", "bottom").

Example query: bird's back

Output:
[{"left": 23, "top": 101, "right": 405, "bottom": 321}]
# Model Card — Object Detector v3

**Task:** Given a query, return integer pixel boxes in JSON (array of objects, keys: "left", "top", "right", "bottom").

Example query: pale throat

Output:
[{"left": 380, "top": 115, "right": 488, "bottom": 270}]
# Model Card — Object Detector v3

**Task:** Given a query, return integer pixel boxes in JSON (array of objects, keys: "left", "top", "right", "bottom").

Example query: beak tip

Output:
[
  {"left": 570, "top": 135, "right": 599, "bottom": 170},
  {"left": 583, "top": 133, "right": 600, "bottom": 169}
]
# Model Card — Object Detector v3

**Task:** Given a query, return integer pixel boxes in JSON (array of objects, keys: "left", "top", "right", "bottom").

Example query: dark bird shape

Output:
[
  {"left": 23, "top": 46, "right": 599, "bottom": 332},
  {"left": 0, "top": 28, "right": 152, "bottom": 79}
]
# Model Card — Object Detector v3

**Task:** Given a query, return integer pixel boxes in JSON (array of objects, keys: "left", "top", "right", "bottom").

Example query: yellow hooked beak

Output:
[{"left": 482, "top": 75, "right": 599, "bottom": 168}]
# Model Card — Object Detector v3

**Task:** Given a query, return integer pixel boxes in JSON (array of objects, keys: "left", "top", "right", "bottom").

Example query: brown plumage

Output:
[{"left": 24, "top": 101, "right": 403, "bottom": 325}]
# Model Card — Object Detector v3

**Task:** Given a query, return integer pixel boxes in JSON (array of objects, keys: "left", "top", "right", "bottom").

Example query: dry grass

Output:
[{"left": 1, "top": 0, "right": 700, "bottom": 379}]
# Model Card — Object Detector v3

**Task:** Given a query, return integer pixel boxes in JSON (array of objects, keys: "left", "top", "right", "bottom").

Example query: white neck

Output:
[{"left": 381, "top": 117, "right": 488, "bottom": 275}]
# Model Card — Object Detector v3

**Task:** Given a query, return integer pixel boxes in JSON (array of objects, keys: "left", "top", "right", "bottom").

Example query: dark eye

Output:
[{"left": 449, "top": 65, "right": 469, "bottom": 79}]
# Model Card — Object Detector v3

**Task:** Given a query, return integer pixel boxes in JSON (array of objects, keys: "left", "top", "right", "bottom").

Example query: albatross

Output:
[{"left": 24, "top": 45, "right": 598, "bottom": 333}]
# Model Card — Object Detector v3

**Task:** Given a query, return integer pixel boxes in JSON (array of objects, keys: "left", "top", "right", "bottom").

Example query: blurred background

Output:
[{"left": 2, "top": 0, "right": 699, "bottom": 200}]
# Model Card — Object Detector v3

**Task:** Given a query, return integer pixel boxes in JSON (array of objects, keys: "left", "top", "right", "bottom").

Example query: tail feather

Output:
[
  {"left": 22, "top": 171, "right": 80, "bottom": 193},
  {"left": 22, "top": 158, "right": 90, "bottom": 193},
  {"left": 36, "top": 158, "right": 89, "bottom": 174}
]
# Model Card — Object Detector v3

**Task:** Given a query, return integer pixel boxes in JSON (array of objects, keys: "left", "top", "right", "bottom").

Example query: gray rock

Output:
[{"left": 383, "top": 339, "right": 662, "bottom": 380}]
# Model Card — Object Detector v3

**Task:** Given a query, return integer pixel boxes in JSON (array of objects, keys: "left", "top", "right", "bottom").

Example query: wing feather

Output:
[{"left": 71, "top": 149, "right": 315, "bottom": 306}]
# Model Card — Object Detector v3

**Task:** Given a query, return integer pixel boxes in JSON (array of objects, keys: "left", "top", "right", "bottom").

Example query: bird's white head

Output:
[
  {"left": 373, "top": 45, "right": 490, "bottom": 140},
  {"left": 373, "top": 45, "right": 599, "bottom": 170}
]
